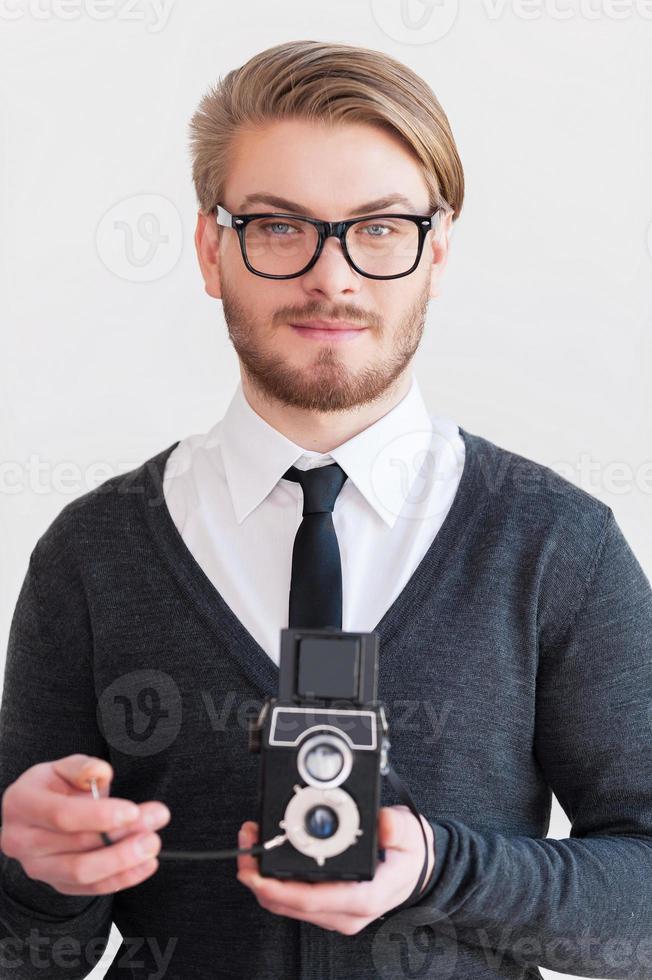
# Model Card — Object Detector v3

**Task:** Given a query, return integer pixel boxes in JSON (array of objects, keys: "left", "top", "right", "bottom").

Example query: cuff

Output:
[{"left": 1, "top": 855, "right": 113, "bottom": 939}]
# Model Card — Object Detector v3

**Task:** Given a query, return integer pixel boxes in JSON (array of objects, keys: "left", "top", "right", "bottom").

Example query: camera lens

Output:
[
  {"left": 305, "top": 805, "right": 339, "bottom": 839},
  {"left": 304, "top": 743, "right": 344, "bottom": 782}
]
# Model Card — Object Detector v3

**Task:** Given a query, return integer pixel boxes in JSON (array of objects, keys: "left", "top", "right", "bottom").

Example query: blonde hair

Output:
[{"left": 188, "top": 39, "right": 464, "bottom": 225}]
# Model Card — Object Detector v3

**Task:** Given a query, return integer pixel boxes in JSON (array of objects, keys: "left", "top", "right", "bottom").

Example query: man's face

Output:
[{"left": 195, "top": 118, "right": 452, "bottom": 412}]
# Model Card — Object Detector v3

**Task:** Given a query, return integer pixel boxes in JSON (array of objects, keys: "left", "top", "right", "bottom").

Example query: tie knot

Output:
[{"left": 283, "top": 462, "right": 348, "bottom": 515}]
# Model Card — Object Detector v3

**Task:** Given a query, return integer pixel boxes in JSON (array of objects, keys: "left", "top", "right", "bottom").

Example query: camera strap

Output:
[{"left": 381, "top": 761, "right": 436, "bottom": 913}]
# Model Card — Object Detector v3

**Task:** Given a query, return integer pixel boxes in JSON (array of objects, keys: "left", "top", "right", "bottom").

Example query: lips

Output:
[{"left": 289, "top": 322, "right": 368, "bottom": 341}]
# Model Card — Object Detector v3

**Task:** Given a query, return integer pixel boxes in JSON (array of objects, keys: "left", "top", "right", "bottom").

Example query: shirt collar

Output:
[{"left": 219, "top": 374, "right": 435, "bottom": 528}]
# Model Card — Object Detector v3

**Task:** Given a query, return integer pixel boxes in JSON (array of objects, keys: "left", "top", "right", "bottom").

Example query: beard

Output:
[{"left": 220, "top": 275, "right": 430, "bottom": 413}]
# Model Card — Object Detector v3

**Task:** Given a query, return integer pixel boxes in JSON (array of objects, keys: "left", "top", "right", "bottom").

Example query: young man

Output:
[{"left": 1, "top": 39, "right": 651, "bottom": 980}]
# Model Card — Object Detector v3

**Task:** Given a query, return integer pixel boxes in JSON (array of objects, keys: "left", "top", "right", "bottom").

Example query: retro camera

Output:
[{"left": 248, "top": 627, "right": 390, "bottom": 882}]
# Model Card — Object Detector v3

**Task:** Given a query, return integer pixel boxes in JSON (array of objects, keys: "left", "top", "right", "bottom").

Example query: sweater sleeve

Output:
[
  {"left": 402, "top": 506, "right": 652, "bottom": 980},
  {"left": 0, "top": 544, "right": 114, "bottom": 979}
]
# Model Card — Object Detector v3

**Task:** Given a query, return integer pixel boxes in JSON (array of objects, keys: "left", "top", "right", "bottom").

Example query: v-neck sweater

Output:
[{"left": 1, "top": 426, "right": 651, "bottom": 980}]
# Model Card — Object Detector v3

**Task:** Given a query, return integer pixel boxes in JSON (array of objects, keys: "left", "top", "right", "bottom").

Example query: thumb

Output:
[
  {"left": 377, "top": 805, "right": 415, "bottom": 852},
  {"left": 236, "top": 821, "right": 260, "bottom": 876},
  {"left": 52, "top": 754, "right": 113, "bottom": 793}
]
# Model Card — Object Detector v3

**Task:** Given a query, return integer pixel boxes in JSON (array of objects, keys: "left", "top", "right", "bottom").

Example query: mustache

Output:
[{"left": 280, "top": 314, "right": 377, "bottom": 330}]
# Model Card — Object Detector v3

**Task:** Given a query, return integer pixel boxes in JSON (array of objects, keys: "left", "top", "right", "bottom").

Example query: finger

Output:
[
  {"left": 30, "top": 828, "right": 162, "bottom": 888},
  {"left": 14, "top": 783, "right": 141, "bottom": 835},
  {"left": 52, "top": 755, "right": 114, "bottom": 793},
  {"left": 48, "top": 857, "right": 160, "bottom": 896},
  {"left": 237, "top": 822, "right": 260, "bottom": 874},
  {"left": 237, "top": 864, "right": 385, "bottom": 918},
  {"left": 8, "top": 802, "right": 171, "bottom": 857}
]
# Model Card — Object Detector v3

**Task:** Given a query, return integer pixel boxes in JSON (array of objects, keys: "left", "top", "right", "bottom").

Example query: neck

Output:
[{"left": 239, "top": 369, "right": 413, "bottom": 453}]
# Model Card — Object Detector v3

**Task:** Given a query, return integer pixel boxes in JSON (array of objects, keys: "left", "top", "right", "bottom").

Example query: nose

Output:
[{"left": 299, "top": 232, "right": 361, "bottom": 296}]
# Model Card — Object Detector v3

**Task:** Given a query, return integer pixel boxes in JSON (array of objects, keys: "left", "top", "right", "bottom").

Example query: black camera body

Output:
[{"left": 249, "top": 627, "right": 390, "bottom": 881}]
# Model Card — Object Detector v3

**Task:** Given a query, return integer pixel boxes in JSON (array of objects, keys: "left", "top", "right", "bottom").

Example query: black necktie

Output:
[{"left": 283, "top": 462, "right": 348, "bottom": 629}]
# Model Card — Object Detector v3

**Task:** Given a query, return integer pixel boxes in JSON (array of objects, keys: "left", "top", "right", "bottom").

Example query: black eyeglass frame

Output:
[{"left": 214, "top": 203, "right": 449, "bottom": 281}]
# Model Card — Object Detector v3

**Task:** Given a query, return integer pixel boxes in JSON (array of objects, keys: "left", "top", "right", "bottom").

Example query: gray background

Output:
[{"left": 1, "top": 1, "right": 651, "bottom": 977}]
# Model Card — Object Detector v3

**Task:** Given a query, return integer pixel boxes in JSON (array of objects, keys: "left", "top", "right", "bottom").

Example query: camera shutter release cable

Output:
[{"left": 87, "top": 762, "right": 434, "bottom": 913}]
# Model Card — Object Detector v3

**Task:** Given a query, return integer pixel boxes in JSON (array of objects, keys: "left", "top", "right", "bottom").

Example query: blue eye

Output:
[
  {"left": 355, "top": 222, "right": 394, "bottom": 237},
  {"left": 260, "top": 221, "right": 301, "bottom": 236}
]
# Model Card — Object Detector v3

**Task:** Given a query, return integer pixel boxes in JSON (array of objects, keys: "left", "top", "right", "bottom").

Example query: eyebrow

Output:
[{"left": 235, "top": 192, "right": 425, "bottom": 217}]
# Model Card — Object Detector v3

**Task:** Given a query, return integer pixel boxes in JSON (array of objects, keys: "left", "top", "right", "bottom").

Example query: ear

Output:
[
  {"left": 194, "top": 209, "right": 222, "bottom": 299},
  {"left": 427, "top": 210, "right": 454, "bottom": 301}
]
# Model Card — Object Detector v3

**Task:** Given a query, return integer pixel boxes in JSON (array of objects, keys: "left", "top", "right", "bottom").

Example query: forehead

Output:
[{"left": 225, "top": 118, "right": 431, "bottom": 216}]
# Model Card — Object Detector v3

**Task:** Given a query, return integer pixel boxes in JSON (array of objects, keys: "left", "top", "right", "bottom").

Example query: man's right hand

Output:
[{"left": 0, "top": 754, "right": 171, "bottom": 895}]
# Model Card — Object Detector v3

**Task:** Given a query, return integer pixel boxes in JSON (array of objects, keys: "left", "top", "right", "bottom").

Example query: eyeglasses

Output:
[{"left": 214, "top": 203, "right": 449, "bottom": 281}]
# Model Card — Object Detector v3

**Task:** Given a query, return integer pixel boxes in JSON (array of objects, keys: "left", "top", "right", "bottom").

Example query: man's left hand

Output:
[{"left": 236, "top": 804, "right": 435, "bottom": 935}]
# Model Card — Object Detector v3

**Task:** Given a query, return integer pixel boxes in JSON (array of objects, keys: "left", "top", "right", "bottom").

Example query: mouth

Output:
[{"left": 289, "top": 321, "right": 368, "bottom": 341}]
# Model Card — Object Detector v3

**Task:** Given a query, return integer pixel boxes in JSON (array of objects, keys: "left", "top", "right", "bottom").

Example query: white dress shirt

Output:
[{"left": 162, "top": 372, "right": 465, "bottom": 666}]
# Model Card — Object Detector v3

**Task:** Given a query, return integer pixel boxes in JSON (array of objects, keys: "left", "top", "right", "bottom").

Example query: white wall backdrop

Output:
[{"left": 1, "top": 2, "right": 651, "bottom": 978}]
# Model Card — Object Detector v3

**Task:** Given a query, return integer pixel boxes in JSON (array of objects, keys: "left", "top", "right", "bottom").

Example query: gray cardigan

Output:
[{"left": 1, "top": 427, "right": 651, "bottom": 980}]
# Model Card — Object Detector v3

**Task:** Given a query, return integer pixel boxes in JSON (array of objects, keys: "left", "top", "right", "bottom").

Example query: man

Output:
[{"left": 1, "top": 39, "right": 651, "bottom": 980}]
